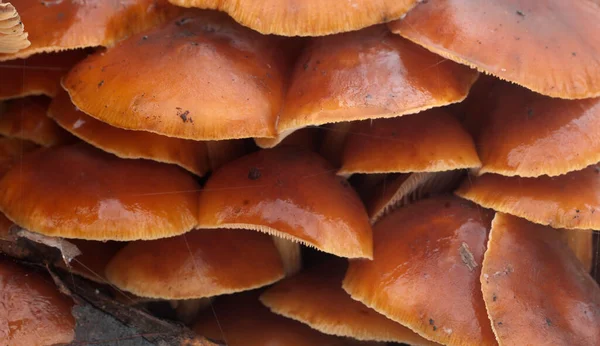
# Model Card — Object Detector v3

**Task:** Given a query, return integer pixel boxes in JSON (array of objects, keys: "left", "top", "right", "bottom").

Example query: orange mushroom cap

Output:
[
  {"left": 0, "top": 259, "right": 75, "bottom": 345},
  {"left": 481, "top": 213, "right": 600, "bottom": 345},
  {"left": 0, "top": 2, "right": 30, "bottom": 54},
  {"left": 197, "top": 147, "right": 373, "bottom": 259},
  {"left": 0, "top": 0, "right": 181, "bottom": 61},
  {"left": 0, "top": 50, "right": 88, "bottom": 101},
  {"left": 1, "top": 96, "right": 75, "bottom": 146},
  {"left": 168, "top": 0, "right": 419, "bottom": 36},
  {"left": 455, "top": 166, "right": 600, "bottom": 230},
  {"left": 48, "top": 89, "right": 244, "bottom": 176},
  {"left": 464, "top": 80, "right": 600, "bottom": 177},
  {"left": 339, "top": 108, "right": 481, "bottom": 176},
  {"left": 0, "top": 143, "right": 200, "bottom": 240},
  {"left": 0, "top": 136, "right": 37, "bottom": 176},
  {"left": 62, "top": 11, "right": 287, "bottom": 141},
  {"left": 257, "top": 25, "right": 478, "bottom": 148},
  {"left": 389, "top": 0, "right": 600, "bottom": 99},
  {"left": 261, "top": 260, "right": 436, "bottom": 345},
  {"left": 194, "top": 291, "right": 378, "bottom": 346},
  {"left": 343, "top": 196, "right": 497, "bottom": 346},
  {"left": 105, "top": 229, "right": 284, "bottom": 299},
  {"left": 558, "top": 229, "right": 594, "bottom": 273}
]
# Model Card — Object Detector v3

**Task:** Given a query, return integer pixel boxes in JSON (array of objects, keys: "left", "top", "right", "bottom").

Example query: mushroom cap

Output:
[
  {"left": 62, "top": 11, "right": 287, "bottom": 141},
  {"left": 339, "top": 108, "right": 481, "bottom": 175},
  {"left": 0, "top": 143, "right": 200, "bottom": 240},
  {"left": 0, "top": 50, "right": 88, "bottom": 101},
  {"left": 0, "top": 259, "right": 75, "bottom": 345},
  {"left": 388, "top": 0, "right": 600, "bottom": 99},
  {"left": 0, "top": 0, "right": 181, "bottom": 61},
  {"left": 56, "top": 240, "right": 126, "bottom": 283},
  {"left": 0, "top": 137, "right": 37, "bottom": 176},
  {"left": 168, "top": 0, "right": 419, "bottom": 36},
  {"left": 197, "top": 147, "right": 373, "bottom": 259},
  {"left": 257, "top": 25, "right": 478, "bottom": 148},
  {"left": 105, "top": 229, "right": 285, "bottom": 299},
  {"left": 466, "top": 80, "right": 600, "bottom": 177},
  {"left": 48, "top": 89, "right": 236, "bottom": 176},
  {"left": 343, "top": 196, "right": 497, "bottom": 346},
  {"left": 558, "top": 229, "right": 594, "bottom": 273},
  {"left": 481, "top": 213, "right": 600, "bottom": 345},
  {"left": 0, "top": 2, "right": 30, "bottom": 54},
  {"left": 455, "top": 166, "right": 600, "bottom": 230},
  {"left": 261, "top": 260, "right": 436, "bottom": 345},
  {"left": 1, "top": 96, "right": 75, "bottom": 146},
  {"left": 193, "top": 291, "right": 374, "bottom": 346},
  {"left": 366, "top": 170, "right": 464, "bottom": 224}
]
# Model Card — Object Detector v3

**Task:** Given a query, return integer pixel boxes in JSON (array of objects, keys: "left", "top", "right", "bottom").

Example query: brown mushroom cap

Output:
[
  {"left": 168, "top": 0, "right": 419, "bottom": 36},
  {"left": 261, "top": 260, "right": 436, "bottom": 345},
  {"left": 0, "top": 143, "right": 200, "bottom": 240},
  {"left": 257, "top": 25, "right": 478, "bottom": 148},
  {"left": 339, "top": 108, "right": 481, "bottom": 175},
  {"left": 343, "top": 196, "right": 497, "bottom": 346},
  {"left": 389, "top": 0, "right": 600, "bottom": 99},
  {"left": 0, "top": 0, "right": 181, "bottom": 61},
  {"left": 0, "top": 137, "right": 37, "bottom": 176},
  {"left": 63, "top": 11, "right": 287, "bottom": 141},
  {"left": 0, "top": 50, "right": 88, "bottom": 101},
  {"left": 194, "top": 291, "right": 377, "bottom": 346},
  {"left": 455, "top": 166, "right": 600, "bottom": 230},
  {"left": 558, "top": 229, "right": 594, "bottom": 273},
  {"left": 197, "top": 147, "right": 373, "bottom": 259},
  {"left": 105, "top": 229, "right": 285, "bottom": 299},
  {"left": 1, "top": 96, "right": 75, "bottom": 146},
  {"left": 481, "top": 213, "right": 600, "bottom": 345},
  {"left": 0, "top": 259, "right": 75, "bottom": 345},
  {"left": 465, "top": 80, "right": 600, "bottom": 177},
  {"left": 0, "top": 2, "right": 30, "bottom": 54},
  {"left": 48, "top": 89, "right": 244, "bottom": 176}
]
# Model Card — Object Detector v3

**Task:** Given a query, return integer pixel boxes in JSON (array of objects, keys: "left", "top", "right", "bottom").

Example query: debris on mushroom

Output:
[
  {"left": 261, "top": 259, "right": 437, "bottom": 345},
  {"left": 167, "top": 0, "right": 420, "bottom": 36},
  {"left": 343, "top": 196, "right": 497, "bottom": 346},
  {"left": 388, "top": 0, "right": 600, "bottom": 99},
  {"left": 0, "top": 2, "right": 30, "bottom": 54},
  {"left": 197, "top": 147, "right": 373, "bottom": 259},
  {"left": 481, "top": 213, "right": 600, "bottom": 345},
  {"left": 0, "top": 143, "right": 200, "bottom": 240}
]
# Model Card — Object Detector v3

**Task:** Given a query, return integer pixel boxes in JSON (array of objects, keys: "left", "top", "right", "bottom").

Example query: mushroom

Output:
[
  {"left": 338, "top": 108, "right": 480, "bottom": 223},
  {"left": 105, "top": 229, "right": 287, "bottom": 323},
  {"left": 0, "top": 50, "right": 89, "bottom": 101},
  {"left": 462, "top": 80, "right": 600, "bottom": 177},
  {"left": 0, "top": 96, "right": 75, "bottom": 146},
  {"left": 54, "top": 239, "right": 126, "bottom": 283},
  {"left": 0, "top": 0, "right": 181, "bottom": 61},
  {"left": 343, "top": 196, "right": 497, "bottom": 346},
  {"left": 257, "top": 24, "right": 478, "bottom": 148},
  {"left": 105, "top": 229, "right": 286, "bottom": 300},
  {"left": 62, "top": 11, "right": 287, "bottom": 141},
  {"left": 0, "top": 258, "right": 75, "bottom": 345},
  {"left": 260, "top": 259, "right": 437, "bottom": 345},
  {"left": 193, "top": 290, "right": 383, "bottom": 346},
  {"left": 0, "top": 143, "right": 200, "bottom": 240},
  {"left": 455, "top": 165, "right": 600, "bottom": 230},
  {"left": 197, "top": 147, "right": 373, "bottom": 260},
  {"left": 388, "top": 0, "right": 600, "bottom": 99},
  {"left": 481, "top": 213, "right": 600, "bottom": 345},
  {"left": 0, "top": 2, "right": 29, "bottom": 54},
  {"left": 557, "top": 229, "right": 594, "bottom": 273},
  {"left": 167, "top": 0, "right": 420, "bottom": 36},
  {"left": 0, "top": 136, "right": 37, "bottom": 176},
  {"left": 48, "top": 89, "right": 245, "bottom": 176}
]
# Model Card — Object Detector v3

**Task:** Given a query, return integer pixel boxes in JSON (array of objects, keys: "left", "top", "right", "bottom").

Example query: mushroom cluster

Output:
[{"left": 0, "top": 1, "right": 599, "bottom": 345}]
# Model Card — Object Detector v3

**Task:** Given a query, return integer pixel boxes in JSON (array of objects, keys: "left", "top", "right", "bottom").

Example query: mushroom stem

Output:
[
  {"left": 557, "top": 229, "right": 594, "bottom": 273},
  {"left": 319, "top": 122, "right": 352, "bottom": 167},
  {"left": 271, "top": 236, "right": 302, "bottom": 276},
  {"left": 206, "top": 140, "right": 247, "bottom": 171},
  {"left": 170, "top": 298, "right": 212, "bottom": 324}
]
